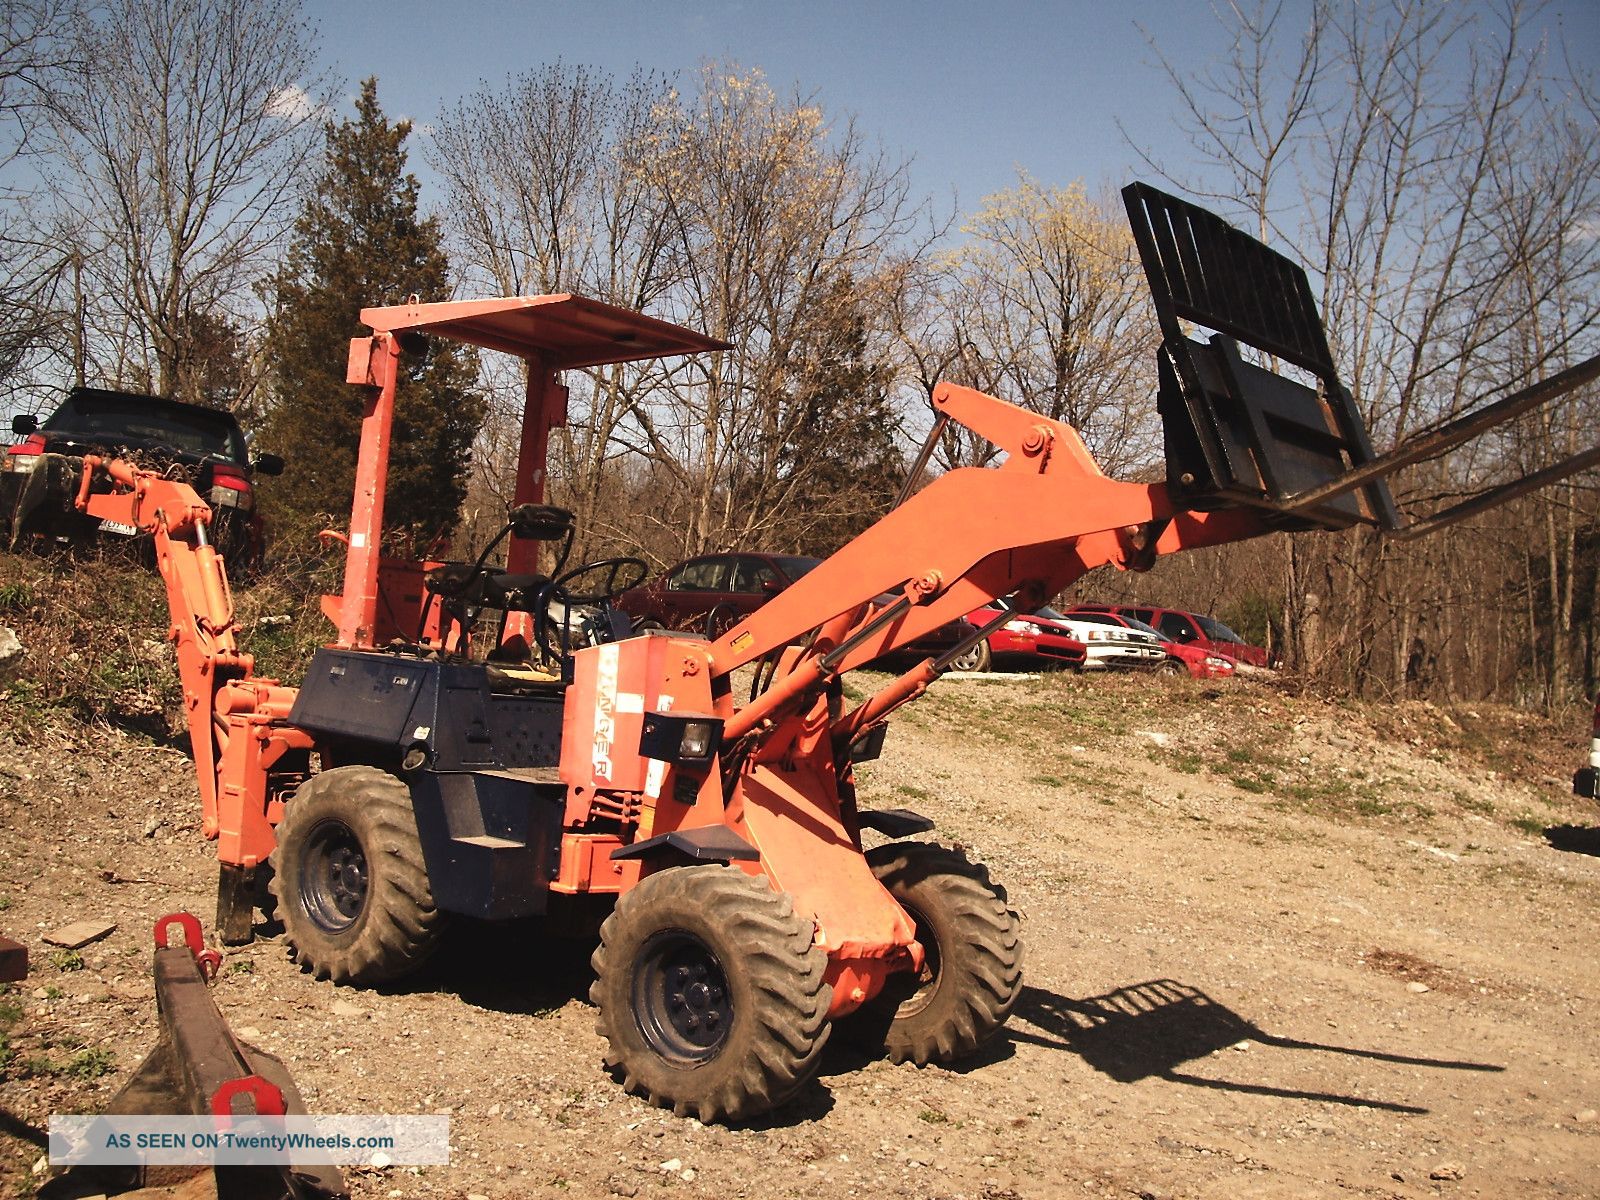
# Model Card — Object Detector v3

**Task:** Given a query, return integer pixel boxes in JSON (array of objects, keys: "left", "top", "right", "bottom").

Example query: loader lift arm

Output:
[{"left": 704, "top": 182, "right": 1599, "bottom": 757}]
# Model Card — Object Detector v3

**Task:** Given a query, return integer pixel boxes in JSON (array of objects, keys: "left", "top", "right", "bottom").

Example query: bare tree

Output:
[
  {"left": 433, "top": 62, "right": 930, "bottom": 565},
  {"left": 630, "top": 63, "right": 925, "bottom": 557},
  {"left": 1145, "top": 0, "right": 1600, "bottom": 704},
  {"left": 938, "top": 174, "right": 1160, "bottom": 477},
  {"left": 430, "top": 62, "right": 684, "bottom": 555},
  {"left": 42, "top": 0, "right": 328, "bottom": 403},
  {"left": 0, "top": 0, "right": 78, "bottom": 405}
]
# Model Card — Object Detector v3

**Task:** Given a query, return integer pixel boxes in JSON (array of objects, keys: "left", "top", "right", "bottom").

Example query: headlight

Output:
[
  {"left": 1003, "top": 619, "right": 1039, "bottom": 633},
  {"left": 678, "top": 719, "right": 716, "bottom": 759},
  {"left": 639, "top": 711, "right": 723, "bottom": 765},
  {"left": 1205, "top": 656, "right": 1233, "bottom": 669}
]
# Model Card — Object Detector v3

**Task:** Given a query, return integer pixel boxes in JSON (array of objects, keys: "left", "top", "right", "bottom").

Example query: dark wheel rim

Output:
[
  {"left": 300, "top": 818, "right": 369, "bottom": 934},
  {"left": 893, "top": 901, "right": 942, "bottom": 1017},
  {"left": 633, "top": 929, "right": 733, "bottom": 1064}
]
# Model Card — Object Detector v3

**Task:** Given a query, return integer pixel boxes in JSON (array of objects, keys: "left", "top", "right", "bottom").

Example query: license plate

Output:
[{"left": 98, "top": 519, "right": 139, "bottom": 537}]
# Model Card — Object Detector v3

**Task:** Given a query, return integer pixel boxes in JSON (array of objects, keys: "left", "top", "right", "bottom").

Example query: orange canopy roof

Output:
[{"left": 359, "top": 293, "right": 730, "bottom": 368}]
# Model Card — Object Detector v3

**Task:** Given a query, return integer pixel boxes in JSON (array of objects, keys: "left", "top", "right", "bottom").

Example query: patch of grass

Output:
[
  {"left": 1230, "top": 774, "right": 1274, "bottom": 795},
  {"left": 225, "top": 959, "right": 255, "bottom": 976},
  {"left": 49, "top": 949, "right": 85, "bottom": 972},
  {"left": 13, "top": 1047, "right": 115, "bottom": 1081},
  {"left": 41, "top": 985, "right": 62, "bottom": 1000},
  {"left": 917, "top": 1108, "right": 950, "bottom": 1124},
  {"left": 0, "top": 895, "right": 11, "bottom": 911},
  {"left": 1171, "top": 751, "right": 1203, "bottom": 775},
  {"left": 1029, "top": 774, "right": 1066, "bottom": 788},
  {"left": 1509, "top": 815, "right": 1546, "bottom": 837},
  {"left": 0, "top": 579, "right": 34, "bottom": 613},
  {"left": 895, "top": 783, "right": 933, "bottom": 802},
  {"left": 0, "top": 997, "right": 22, "bottom": 1029}
]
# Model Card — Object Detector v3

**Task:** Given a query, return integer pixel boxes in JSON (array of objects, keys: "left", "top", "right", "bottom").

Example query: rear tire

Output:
[
  {"left": 590, "top": 865, "right": 831, "bottom": 1123},
  {"left": 270, "top": 766, "right": 445, "bottom": 985},
  {"left": 841, "top": 842, "right": 1021, "bottom": 1065}
]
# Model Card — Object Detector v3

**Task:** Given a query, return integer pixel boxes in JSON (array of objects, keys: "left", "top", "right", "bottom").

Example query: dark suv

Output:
[{"left": 2, "top": 387, "right": 282, "bottom": 570}]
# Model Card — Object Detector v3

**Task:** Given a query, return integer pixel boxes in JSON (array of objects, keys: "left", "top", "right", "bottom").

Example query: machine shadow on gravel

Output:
[
  {"left": 368, "top": 919, "right": 599, "bottom": 1016},
  {"left": 1542, "top": 824, "right": 1600, "bottom": 857},
  {"left": 1009, "top": 979, "right": 1502, "bottom": 1114}
]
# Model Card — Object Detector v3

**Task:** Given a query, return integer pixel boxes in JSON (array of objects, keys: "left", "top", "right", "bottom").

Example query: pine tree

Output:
[{"left": 259, "top": 78, "right": 483, "bottom": 545}]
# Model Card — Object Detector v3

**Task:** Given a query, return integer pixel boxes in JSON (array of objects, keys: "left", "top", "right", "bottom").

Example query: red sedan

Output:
[{"left": 953, "top": 602, "right": 1087, "bottom": 672}]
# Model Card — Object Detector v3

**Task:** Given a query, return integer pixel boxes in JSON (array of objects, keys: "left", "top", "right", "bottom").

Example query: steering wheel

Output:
[
  {"left": 547, "top": 557, "right": 648, "bottom": 605},
  {"left": 535, "top": 557, "right": 649, "bottom": 661}
]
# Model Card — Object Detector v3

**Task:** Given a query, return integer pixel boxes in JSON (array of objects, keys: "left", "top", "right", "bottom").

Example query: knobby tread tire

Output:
[
  {"left": 589, "top": 865, "right": 832, "bottom": 1124},
  {"left": 270, "top": 765, "right": 445, "bottom": 986},
  {"left": 846, "top": 841, "right": 1022, "bottom": 1065}
]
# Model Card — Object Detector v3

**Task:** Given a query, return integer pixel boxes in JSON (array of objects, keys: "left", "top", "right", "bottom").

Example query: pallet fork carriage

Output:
[{"left": 72, "top": 185, "right": 1598, "bottom": 1123}]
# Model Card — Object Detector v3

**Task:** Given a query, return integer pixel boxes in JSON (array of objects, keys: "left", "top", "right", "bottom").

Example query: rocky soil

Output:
[{"left": 2, "top": 669, "right": 1597, "bottom": 1200}]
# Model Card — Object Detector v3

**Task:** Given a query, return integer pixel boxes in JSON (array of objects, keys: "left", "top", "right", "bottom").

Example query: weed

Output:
[
  {"left": 1029, "top": 774, "right": 1065, "bottom": 788},
  {"left": 0, "top": 580, "right": 34, "bottom": 613},
  {"left": 42, "top": 985, "right": 62, "bottom": 1000},
  {"left": 0, "top": 896, "right": 11, "bottom": 911},
  {"left": 0, "top": 997, "right": 21, "bottom": 1029},
  {"left": 895, "top": 783, "right": 933, "bottom": 802},
  {"left": 1171, "top": 752, "right": 1202, "bottom": 775},
  {"left": 50, "top": 949, "right": 85, "bottom": 972},
  {"left": 1230, "top": 774, "right": 1273, "bottom": 795},
  {"left": 917, "top": 1108, "right": 950, "bottom": 1124},
  {"left": 225, "top": 959, "right": 256, "bottom": 976},
  {"left": 13, "top": 1046, "right": 115, "bottom": 1081},
  {"left": 1509, "top": 815, "right": 1546, "bottom": 837}
]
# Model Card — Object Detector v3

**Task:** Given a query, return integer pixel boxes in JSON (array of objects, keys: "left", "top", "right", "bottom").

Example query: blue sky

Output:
[
  {"left": 305, "top": 0, "right": 1597, "bottom": 221},
  {"left": 291, "top": 2, "right": 1226, "bottom": 210}
]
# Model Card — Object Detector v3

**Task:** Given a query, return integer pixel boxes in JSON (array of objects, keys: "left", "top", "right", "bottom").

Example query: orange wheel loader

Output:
[{"left": 72, "top": 184, "right": 1600, "bottom": 1123}]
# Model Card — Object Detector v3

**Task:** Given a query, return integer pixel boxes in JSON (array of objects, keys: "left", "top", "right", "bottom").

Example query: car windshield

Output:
[
  {"left": 774, "top": 556, "right": 822, "bottom": 580},
  {"left": 1121, "top": 617, "right": 1165, "bottom": 637},
  {"left": 998, "top": 597, "right": 1069, "bottom": 621},
  {"left": 1195, "top": 615, "right": 1244, "bottom": 642},
  {"left": 45, "top": 393, "right": 246, "bottom": 461},
  {"left": 1066, "top": 611, "right": 1119, "bottom": 626}
]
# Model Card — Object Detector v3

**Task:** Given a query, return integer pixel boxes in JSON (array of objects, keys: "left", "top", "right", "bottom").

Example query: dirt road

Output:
[{"left": 2, "top": 673, "right": 1596, "bottom": 1199}]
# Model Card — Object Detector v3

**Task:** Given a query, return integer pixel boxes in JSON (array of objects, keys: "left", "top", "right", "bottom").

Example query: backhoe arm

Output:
[{"left": 75, "top": 458, "right": 308, "bottom": 904}]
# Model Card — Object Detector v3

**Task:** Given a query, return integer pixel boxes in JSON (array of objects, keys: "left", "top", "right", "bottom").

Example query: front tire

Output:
[
  {"left": 270, "top": 766, "right": 445, "bottom": 985},
  {"left": 843, "top": 842, "right": 1022, "bottom": 1065},
  {"left": 947, "top": 639, "right": 992, "bottom": 673},
  {"left": 590, "top": 865, "right": 832, "bottom": 1123}
]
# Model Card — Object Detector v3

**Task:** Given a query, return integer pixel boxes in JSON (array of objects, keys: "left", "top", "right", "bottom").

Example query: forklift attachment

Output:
[{"left": 1125, "top": 182, "right": 1599, "bottom": 538}]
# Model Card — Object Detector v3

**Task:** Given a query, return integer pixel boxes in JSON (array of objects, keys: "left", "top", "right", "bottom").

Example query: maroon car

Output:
[{"left": 619, "top": 552, "right": 822, "bottom": 636}]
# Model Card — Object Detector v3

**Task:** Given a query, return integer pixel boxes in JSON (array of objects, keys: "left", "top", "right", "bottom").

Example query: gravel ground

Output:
[{"left": 2, "top": 671, "right": 1597, "bottom": 1199}]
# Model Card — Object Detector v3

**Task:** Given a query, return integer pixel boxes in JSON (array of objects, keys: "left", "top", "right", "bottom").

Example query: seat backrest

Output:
[{"left": 1122, "top": 183, "right": 1398, "bottom": 531}]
